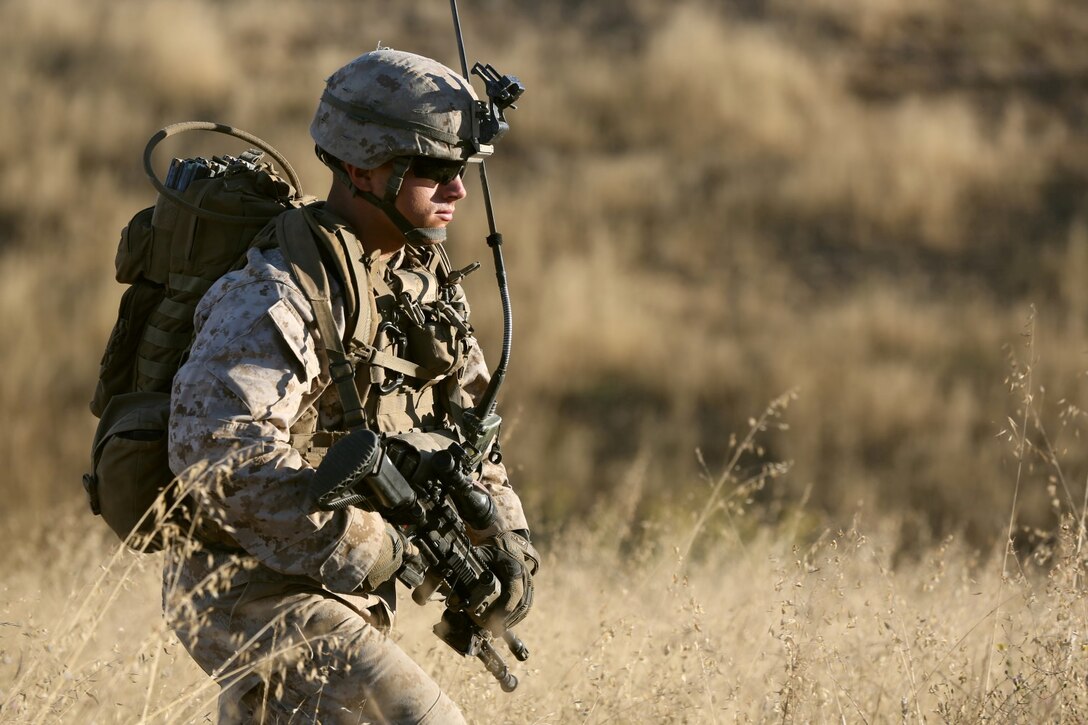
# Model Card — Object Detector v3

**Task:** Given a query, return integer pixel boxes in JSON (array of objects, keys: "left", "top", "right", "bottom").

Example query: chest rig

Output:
[{"left": 270, "top": 205, "right": 478, "bottom": 465}]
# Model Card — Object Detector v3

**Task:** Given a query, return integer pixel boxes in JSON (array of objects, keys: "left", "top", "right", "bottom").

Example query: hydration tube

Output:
[{"left": 142, "top": 121, "right": 304, "bottom": 224}]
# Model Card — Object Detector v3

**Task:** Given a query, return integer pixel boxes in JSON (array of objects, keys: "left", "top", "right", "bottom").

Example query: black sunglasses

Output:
[{"left": 408, "top": 156, "right": 466, "bottom": 185}]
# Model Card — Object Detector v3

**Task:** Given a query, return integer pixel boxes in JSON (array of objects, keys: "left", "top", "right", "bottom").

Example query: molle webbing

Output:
[
  {"left": 156, "top": 298, "right": 197, "bottom": 322},
  {"left": 168, "top": 272, "right": 216, "bottom": 297},
  {"left": 130, "top": 272, "right": 215, "bottom": 378},
  {"left": 136, "top": 356, "right": 176, "bottom": 383},
  {"left": 134, "top": 274, "right": 221, "bottom": 388},
  {"left": 274, "top": 208, "right": 450, "bottom": 416},
  {"left": 140, "top": 325, "right": 191, "bottom": 350}
]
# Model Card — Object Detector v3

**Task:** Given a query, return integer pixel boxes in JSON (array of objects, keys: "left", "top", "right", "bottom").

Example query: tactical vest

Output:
[{"left": 266, "top": 205, "right": 480, "bottom": 467}]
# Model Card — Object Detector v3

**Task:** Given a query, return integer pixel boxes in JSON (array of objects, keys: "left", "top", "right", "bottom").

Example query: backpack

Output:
[{"left": 84, "top": 122, "right": 359, "bottom": 552}]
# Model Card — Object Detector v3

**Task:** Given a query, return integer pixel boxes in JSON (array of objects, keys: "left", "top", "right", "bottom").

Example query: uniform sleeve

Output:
[
  {"left": 169, "top": 252, "right": 387, "bottom": 592},
  {"left": 458, "top": 336, "right": 530, "bottom": 536}
]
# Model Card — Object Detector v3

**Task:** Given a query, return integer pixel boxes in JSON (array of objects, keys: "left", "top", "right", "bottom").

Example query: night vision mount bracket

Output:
[{"left": 471, "top": 62, "right": 525, "bottom": 153}]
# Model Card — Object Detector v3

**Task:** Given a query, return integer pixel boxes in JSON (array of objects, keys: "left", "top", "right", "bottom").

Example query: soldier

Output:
[{"left": 165, "top": 49, "right": 538, "bottom": 723}]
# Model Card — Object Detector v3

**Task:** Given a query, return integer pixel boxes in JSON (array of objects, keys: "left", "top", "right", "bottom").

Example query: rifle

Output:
[{"left": 310, "top": 428, "right": 529, "bottom": 691}]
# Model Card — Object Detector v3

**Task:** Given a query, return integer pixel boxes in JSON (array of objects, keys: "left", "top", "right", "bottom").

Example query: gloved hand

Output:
[
  {"left": 477, "top": 530, "right": 540, "bottom": 634},
  {"left": 362, "top": 524, "right": 417, "bottom": 592}
]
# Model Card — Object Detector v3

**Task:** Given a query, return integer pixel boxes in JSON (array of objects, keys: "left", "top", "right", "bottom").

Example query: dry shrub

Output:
[{"left": 781, "top": 99, "right": 1057, "bottom": 253}]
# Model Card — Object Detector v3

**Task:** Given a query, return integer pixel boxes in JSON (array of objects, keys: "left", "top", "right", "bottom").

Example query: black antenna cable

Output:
[{"left": 449, "top": 0, "right": 515, "bottom": 431}]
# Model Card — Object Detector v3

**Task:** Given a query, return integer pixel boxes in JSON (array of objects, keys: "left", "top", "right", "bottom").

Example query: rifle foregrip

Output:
[{"left": 412, "top": 567, "right": 444, "bottom": 605}]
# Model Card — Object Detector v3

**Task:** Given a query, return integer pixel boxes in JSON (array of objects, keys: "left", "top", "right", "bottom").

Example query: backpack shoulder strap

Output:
[
  {"left": 300, "top": 206, "right": 378, "bottom": 352},
  {"left": 273, "top": 207, "right": 370, "bottom": 430}
]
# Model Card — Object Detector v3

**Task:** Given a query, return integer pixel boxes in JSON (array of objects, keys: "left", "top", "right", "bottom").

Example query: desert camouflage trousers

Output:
[{"left": 167, "top": 560, "right": 466, "bottom": 724}]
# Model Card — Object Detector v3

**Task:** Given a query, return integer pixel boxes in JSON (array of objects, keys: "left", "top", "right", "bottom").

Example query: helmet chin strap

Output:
[
  {"left": 326, "top": 152, "right": 447, "bottom": 246},
  {"left": 370, "top": 157, "right": 448, "bottom": 245}
]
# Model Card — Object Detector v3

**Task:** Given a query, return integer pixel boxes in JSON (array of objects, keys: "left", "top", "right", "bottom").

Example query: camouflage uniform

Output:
[
  {"left": 162, "top": 47, "right": 536, "bottom": 723},
  {"left": 166, "top": 203, "right": 527, "bottom": 722}
]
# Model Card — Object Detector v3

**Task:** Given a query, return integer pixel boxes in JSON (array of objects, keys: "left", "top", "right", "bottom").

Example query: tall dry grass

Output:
[{"left": 2, "top": 375, "right": 1086, "bottom": 722}]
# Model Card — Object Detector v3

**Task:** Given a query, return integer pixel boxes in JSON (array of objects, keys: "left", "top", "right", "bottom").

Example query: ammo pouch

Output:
[
  {"left": 403, "top": 310, "right": 462, "bottom": 379},
  {"left": 387, "top": 268, "right": 470, "bottom": 386},
  {"left": 84, "top": 392, "right": 186, "bottom": 552}
]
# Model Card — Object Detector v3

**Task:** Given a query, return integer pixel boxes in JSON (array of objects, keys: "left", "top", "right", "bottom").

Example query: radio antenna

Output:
[{"left": 449, "top": 0, "right": 516, "bottom": 455}]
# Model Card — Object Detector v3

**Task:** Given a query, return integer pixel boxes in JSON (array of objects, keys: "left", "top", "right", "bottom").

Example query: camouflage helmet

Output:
[{"left": 310, "top": 48, "right": 480, "bottom": 170}]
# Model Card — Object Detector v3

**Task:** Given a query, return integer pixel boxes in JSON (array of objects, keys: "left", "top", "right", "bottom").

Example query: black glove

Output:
[
  {"left": 477, "top": 530, "right": 539, "bottom": 634},
  {"left": 362, "top": 524, "right": 416, "bottom": 592}
]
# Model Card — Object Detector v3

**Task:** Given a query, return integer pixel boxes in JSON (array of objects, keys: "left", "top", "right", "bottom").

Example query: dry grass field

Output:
[{"left": 3, "top": 0, "right": 1088, "bottom": 721}]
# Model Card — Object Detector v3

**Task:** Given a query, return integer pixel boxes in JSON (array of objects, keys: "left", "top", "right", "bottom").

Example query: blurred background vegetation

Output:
[{"left": 3, "top": 0, "right": 1088, "bottom": 553}]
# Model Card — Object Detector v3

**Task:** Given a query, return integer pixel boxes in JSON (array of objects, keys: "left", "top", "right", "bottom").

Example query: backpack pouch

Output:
[
  {"left": 116, "top": 206, "right": 170, "bottom": 285},
  {"left": 85, "top": 391, "right": 182, "bottom": 552},
  {"left": 91, "top": 282, "right": 166, "bottom": 417}
]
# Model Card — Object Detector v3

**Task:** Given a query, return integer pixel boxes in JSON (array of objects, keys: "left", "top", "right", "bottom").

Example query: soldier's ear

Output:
[{"left": 345, "top": 163, "right": 376, "bottom": 193}]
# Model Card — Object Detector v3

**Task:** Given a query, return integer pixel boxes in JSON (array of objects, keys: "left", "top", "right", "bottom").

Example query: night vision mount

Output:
[{"left": 472, "top": 62, "right": 524, "bottom": 151}]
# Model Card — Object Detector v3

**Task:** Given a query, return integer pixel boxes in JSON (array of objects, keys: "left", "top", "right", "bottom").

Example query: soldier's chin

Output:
[
  {"left": 409, "top": 233, "right": 444, "bottom": 247},
  {"left": 419, "top": 220, "right": 451, "bottom": 244}
]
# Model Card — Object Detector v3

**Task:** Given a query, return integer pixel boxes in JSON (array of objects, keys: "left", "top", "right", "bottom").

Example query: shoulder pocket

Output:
[{"left": 267, "top": 297, "right": 321, "bottom": 381}]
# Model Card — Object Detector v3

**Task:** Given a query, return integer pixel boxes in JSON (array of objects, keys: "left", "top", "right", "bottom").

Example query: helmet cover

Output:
[{"left": 311, "top": 49, "right": 479, "bottom": 169}]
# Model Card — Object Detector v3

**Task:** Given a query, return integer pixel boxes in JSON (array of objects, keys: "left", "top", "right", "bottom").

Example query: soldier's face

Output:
[
  {"left": 395, "top": 162, "right": 468, "bottom": 241},
  {"left": 346, "top": 160, "right": 468, "bottom": 248}
]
